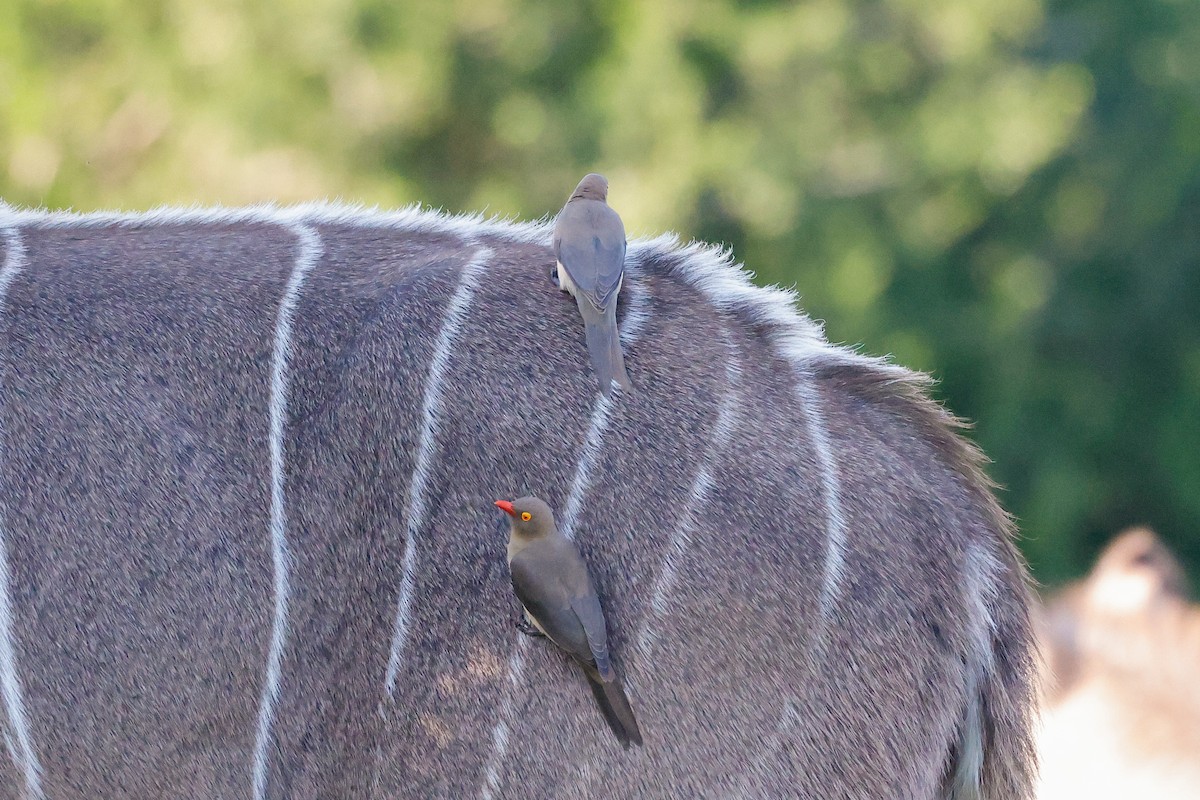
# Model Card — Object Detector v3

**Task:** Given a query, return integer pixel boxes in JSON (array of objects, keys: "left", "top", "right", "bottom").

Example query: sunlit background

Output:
[{"left": 2, "top": 0, "right": 1198, "bottom": 587}]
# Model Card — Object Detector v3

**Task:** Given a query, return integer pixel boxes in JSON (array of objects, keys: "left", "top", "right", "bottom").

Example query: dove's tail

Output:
[{"left": 579, "top": 298, "right": 633, "bottom": 397}]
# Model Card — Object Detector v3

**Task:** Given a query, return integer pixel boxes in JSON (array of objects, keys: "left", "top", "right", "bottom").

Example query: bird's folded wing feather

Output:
[
  {"left": 509, "top": 552, "right": 590, "bottom": 659},
  {"left": 553, "top": 205, "right": 626, "bottom": 310},
  {"left": 569, "top": 594, "right": 614, "bottom": 681}
]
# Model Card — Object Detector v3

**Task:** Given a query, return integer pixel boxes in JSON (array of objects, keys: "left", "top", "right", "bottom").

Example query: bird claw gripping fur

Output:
[{"left": 516, "top": 618, "right": 546, "bottom": 639}]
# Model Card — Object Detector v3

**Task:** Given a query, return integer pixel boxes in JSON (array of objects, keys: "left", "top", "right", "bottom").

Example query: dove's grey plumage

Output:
[
  {"left": 496, "top": 496, "right": 642, "bottom": 749},
  {"left": 553, "top": 173, "right": 633, "bottom": 396}
]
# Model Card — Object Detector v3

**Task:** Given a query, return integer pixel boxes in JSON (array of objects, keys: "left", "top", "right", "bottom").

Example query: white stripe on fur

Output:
[
  {"left": 479, "top": 644, "right": 528, "bottom": 800},
  {"left": 251, "top": 223, "right": 322, "bottom": 800},
  {"left": 384, "top": 246, "right": 494, "bottom": 696},
  {"left": 557, "top": 266, "right": 648, "bottom": 540},
  {"left": 636, "top": 321, "right": 742, "bottom": 656},
  {"left": 479, "top": 264, "right": 650, "bottom": 798},
  {"left": 559, "top": 393, "right": 613, "bottom": 541},
  {"left": 797, "top": 379, "right": 849, "bottom": 619},
  {"left": 0, "top": 226, "right": 46, "bottom": 799},
  {"left": 950, "top": 539, "right": 1002, "bottom": 799},
  {"left": 732, "top": 701, "right": 801, "bottom": 799},
  {"left": 647, "top": 239, "right": 870, "bottom": 617}
]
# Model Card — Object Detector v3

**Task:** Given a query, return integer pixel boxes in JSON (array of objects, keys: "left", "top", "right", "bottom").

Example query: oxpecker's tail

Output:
[
  {"left": 585, "top": 671, "right": 643, "bottom": 749},
  {"left": 579, "top": 297, "right": 633, "bottom": 397}
]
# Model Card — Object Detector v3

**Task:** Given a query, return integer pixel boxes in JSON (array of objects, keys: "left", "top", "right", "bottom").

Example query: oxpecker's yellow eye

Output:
[{"left": 521, "top": 512, "right": 532, "bottom": 521}]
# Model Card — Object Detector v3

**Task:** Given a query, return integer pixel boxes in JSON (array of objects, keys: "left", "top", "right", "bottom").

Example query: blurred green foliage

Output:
[{"left": 2, "top": 0, "right": 1197, "bottom": 586}]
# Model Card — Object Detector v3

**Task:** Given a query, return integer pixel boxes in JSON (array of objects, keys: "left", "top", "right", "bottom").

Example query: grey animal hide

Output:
[{"left": 0, "top": 202, "right": 1036, "bottom": 799}]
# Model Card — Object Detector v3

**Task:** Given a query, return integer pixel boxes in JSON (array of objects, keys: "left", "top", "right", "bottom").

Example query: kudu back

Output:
[{"left": 0, "top": 203, "right": 1036, "bottom": 799}]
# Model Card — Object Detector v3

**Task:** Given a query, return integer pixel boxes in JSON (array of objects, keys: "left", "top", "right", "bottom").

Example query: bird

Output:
[
  {"left": 552, "top": 173, "right": 634, "bottom": 397},
  {"left": 494, "top": 495, "right": 643, "bottom": 748}
]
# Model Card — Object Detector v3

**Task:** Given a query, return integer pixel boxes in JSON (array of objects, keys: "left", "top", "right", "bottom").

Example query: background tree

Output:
[{"left": 3, "top": 0, "right": 1196, "bottom": 585}]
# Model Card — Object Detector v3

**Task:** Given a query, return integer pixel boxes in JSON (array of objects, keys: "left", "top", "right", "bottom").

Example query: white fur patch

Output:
[
  {"left": 642, "top": 234, "right": 914, "bottom": 380},
  {"left": 0, "top": 225, "right": 46, "bottom": 798}
]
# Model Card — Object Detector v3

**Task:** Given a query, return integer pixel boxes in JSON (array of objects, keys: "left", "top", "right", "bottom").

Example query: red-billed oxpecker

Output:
[{"left": 495, "top": 496, "right": 643, "bottom": 748}]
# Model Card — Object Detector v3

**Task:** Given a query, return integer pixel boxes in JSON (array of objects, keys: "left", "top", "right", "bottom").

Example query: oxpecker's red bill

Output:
[{"left": 495, "top": 500, "right": 516, "bottom": 516}]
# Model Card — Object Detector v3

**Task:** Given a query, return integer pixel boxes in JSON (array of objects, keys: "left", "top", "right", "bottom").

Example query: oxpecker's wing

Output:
[
  {"left": 509, "top": 550, "right": 591, "bottom": 661},
  {"left": 570, "top": 594, "right": 615, "bottom": 681},
  {"left": 553, "top": 200, "right": 626, "bottom": 310}
]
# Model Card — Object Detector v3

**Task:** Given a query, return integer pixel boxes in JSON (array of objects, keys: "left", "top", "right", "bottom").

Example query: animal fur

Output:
[{"left": 0, "top": 202, "right": 1036, "bottom": 799}]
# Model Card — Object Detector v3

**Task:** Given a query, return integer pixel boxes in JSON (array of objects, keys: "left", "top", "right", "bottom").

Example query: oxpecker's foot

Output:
[{"left": 516, "top": 619, "right": 545, "bottom": 638}]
